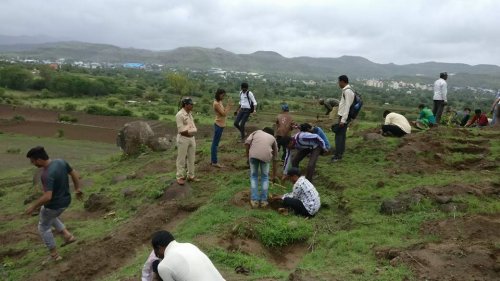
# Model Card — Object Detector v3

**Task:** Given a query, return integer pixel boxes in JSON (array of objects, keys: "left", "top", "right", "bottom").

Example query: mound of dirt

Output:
[{"left": 84, "top": 193, "right": 114, "bottom": 212}]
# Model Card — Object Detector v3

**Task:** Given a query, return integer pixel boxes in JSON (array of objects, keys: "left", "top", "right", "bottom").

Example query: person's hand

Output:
[
  {"left": 25, "top": 205, "right": 36, "bottom": 216},
  {"left": 75, "top": 190, "right": 84, "bottom": 201}
]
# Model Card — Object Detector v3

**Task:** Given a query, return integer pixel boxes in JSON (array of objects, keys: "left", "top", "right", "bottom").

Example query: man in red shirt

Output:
[{"left": 465, "top": 109, "right": 489, "bottom": 127}]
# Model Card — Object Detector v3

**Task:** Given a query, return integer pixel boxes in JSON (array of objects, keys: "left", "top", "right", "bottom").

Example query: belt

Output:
[{"left": 179, "top": 132, "right": 194, "bottom": 138}]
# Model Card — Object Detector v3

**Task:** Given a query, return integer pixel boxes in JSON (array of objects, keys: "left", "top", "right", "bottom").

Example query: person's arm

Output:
[
  {"left": 70, "top": 170, "right": 83, "bottom": 200},
  {"left": 214, "top": 103, "right": 226, "bottom": 117},
  {"left": 465, "top": 115, "right": 477, "bottom": 127},
  {"left": 491, "top": 97, "right": 500, "bottom": 113},
  {"left": 324, "top": 103, "right": 332, "bottom": 115},
  {"left": 249, "top": 92, "right": 257, "bottom": 113},
  {"left": 245, "top": 143, "right": 250, "bottom": 160},
  {"left": 442, "top": 81, "right": 448, "bottom": 103},
  {"left": 271, "top": 141, "right": 278, "bottom": 181},
  {"left": 25, "top": 191, "right": 52, "bottom": 215},
  {"left": 340, "top": 89, "right": 355, "bottom": 124}
]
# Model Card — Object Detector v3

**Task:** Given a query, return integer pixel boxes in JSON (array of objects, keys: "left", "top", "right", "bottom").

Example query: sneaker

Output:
[
  {"left": 42, "top": 254, "right": 63, "bottom": 265},
  {"left": 211, "top": 163, "right": 224, "bottom": 168},
  {"left": 260, "top": 201, "right": 269, "bottom": 208},
  {"left": 176, "top": 178, "right": 186, "bottom": 185},
  {"left": 330, "top": 156, "right": 342, "bottom": 163},
  {"left": 250, "top": 200, "right": 259, "bottom": 208}
]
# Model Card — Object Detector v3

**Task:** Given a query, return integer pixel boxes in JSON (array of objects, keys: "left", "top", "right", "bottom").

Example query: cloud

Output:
[{"left": 0, "top": 0, "right": 499, "bottom": 65}]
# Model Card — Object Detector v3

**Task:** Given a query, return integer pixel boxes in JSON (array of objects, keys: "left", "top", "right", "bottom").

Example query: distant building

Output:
[{"left": 123, "top": 63, "right": 145, "bottom": 69}]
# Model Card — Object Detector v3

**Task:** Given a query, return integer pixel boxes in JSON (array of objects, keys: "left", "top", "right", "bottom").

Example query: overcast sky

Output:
[{"left": 1, "top": 0, "right": 499, "bottom": 66}]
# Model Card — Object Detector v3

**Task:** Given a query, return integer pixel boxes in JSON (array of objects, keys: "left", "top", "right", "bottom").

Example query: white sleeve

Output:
[
  {"left": 141, "top": 251, "right": 157, "bottom": 281},
  {"left": 340, "top": 89, "right": 355, "bottom": 123},
  {"left": 249, "top": 91, "right": 257, "bottom": 106},
  {"left": 442, "top": 81, "right": 448, "bottom": 102}
]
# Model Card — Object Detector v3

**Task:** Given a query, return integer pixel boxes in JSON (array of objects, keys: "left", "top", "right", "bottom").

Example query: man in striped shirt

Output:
[
  {"left": 275, "top": 167, "right": 320, "bottom": 217},
  {"left": 290, "top": 123, "right": 328, "bottom": 182}
]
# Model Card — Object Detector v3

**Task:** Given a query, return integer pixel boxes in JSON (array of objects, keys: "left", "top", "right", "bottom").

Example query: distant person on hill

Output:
[
  {"left": 24, "top": 146, "right": 83, "bottom": 263},
  {"left": 465, "top": 109, "right": 489, "bottom": 127},
  {"left": 413, "top": 104, "right": 436, "bottom": 130},
  {"left": 381, "top": 110, "right": 411, "bottom": 137},
  {"left": 211, "top": 88, "right": 232, "bottom": 168},
  {"left": 331, "top": 75, "right": 355, "bottom": 162},
  {"left": 490, "top": 90, "right": 500, "bottom": 126},
  {"left": 151, "top": 230, "right": 225, "bottom": 281},
  {"left": 245, "top": 127, "right": 278, "bottom": 208},
  {"left": 275, "top": 103, "right": 295, "bottom": 161},
  {"left": 273, "top": 167, "right": 320, "bottom": 217},
  {"left": 459, "top": 107, "right": 472, "bottom": 127},
  {"left": 234, "top": 82, "right": 257, "bottom": 142},
  {"left": 319, "top": 98, "right": 340, "bottom": 120},
  {"left": 433, "top": 72, "right": 448, "bottom": 124},
  {"left": 175, "top": 97, "right": 199, "bottom": 185},
  {"left": 290, "top": 123, "right": 328, "bottom": 182}
]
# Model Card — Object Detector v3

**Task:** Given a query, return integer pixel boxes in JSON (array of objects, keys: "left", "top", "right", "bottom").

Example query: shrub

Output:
[
  {"left": 6, "top": 147, "right": 21, "bottom": 154},
  {"left": 11, "top": 115, "right": 25, "bottom": 122},
  {"left": 166, "top": 107, "right": 176, "bottom": 115},
  {"left": 114, "top": 107, "right": 133, "bottom": 116},
  {"left": 107, "top": 97, "right": 121, "bottom": 108},
  {"left": 85, "top": 105, "right": 114, "bottom": 115},
  {"left": 0, "top": 87, "right": 5, "bottom": 97},
  {"left": 63, "top": 102, "right": 77, "bottom": 111},
  {"left": 58, "top": 114, "right": 78, "bottom": 123},
  {"left": 143, "top": 112, "right": 160, "bottom": 120},
  {"left": 57, "top": 129, "right": 64, "bottom": 138},
  {"left": 40, "top": 89, "right": 53, "bottom": 99}
]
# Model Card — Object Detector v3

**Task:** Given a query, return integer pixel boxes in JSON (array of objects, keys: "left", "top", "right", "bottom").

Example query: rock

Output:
[
  {"left": 380, "top": 199, "right": 409, "bottom": 215},
  {"left": 434, "top": 195, "right": 452, "bottom": 204},
  {"left": 439, "top": 203, "right": 468, "bottom": 213},
  {"left": 122, "top": 187, "right": 136, "bottom": 198},
  {"left": 351, "top": 268, "right": 365, "bottom": 274},
  {"left": 147, "top": 135, "right": 173, "bottom": 152},
  {"left": 363, "top": 133, "right": 384, "bottom": 141},
  {"left": 111, "top": 175, "right": 127, "bottom": 184},
  {"left": 117, "top": 121, "right": 155, "bottom": 156}
]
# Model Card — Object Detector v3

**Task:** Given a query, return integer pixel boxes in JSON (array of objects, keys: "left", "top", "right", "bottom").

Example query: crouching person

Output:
[{"left": 275, "top": 167, "right": 320, "bottom": 217}]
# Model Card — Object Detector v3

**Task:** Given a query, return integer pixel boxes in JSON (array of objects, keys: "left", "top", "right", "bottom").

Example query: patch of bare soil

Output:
[
  {"left": 0, "top": 223, "right": 39, "bottom": 246},
  {"left": 386, "top": 127, "right": 497, "bottom": 174},
  {"left": 27, "top": 182, "right": 197, "bottom": 281},
  {"left": 404, "top": 214, "right": 500, "bottom": 281}
]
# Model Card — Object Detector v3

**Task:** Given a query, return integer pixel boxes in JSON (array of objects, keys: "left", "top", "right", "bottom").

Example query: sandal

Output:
[
  {"left": 42, "top": 254, "right": 63, "bottom": 265},
  {"left": 61, "top": 235, "right": 77, "bottom": 247}
]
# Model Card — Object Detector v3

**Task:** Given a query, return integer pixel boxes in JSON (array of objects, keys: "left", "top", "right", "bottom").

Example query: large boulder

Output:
[
  {"left": 147, "top": 135, "right": 173, "bottom": 152},
  {"left": 117, "top": 121, "right": 155, "bottom": 155}
]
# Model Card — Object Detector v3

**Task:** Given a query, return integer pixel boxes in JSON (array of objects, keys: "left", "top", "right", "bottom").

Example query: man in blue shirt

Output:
[
  {"left": 25, "top": 146, "right": 83, "bottom": 263},
  {"left": 290, "top": 123, "right": 328, "bottom": 182}
]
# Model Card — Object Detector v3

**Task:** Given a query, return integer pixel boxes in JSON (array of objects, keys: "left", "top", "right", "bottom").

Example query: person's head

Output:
[
  {"left": 214, "top": 88, "right": 226, "bottom": 101},
  {"left": 299, "top": 123, "right": 312, "bottom": 132},
  {"left": 151, "top": 230, "right": 175, "bottom": 259},
  {"left": 281, "top": 103, "right": 289, "bottom": 112},
  {"left": 383, "top": 110, "right": 391, "bottom": 118},
  {"left": 181, "top": 97, "right": 194, "bottom": 112},
  {"left": 241, "top": 82, "right": 249, "bottom": 91},
  {"left": 463, "top": 107, "right": 471, "bottom": 114},
  {"left": 262, "top": 127, "right": 274, "bottom": 136},
  {"left": 474, "top": 109, "right": 481, "bottom": 116},
  {"left": 440, "top": 72, "right": 448, "bottom": 80},
  {"left": 287, "top": 167, "right": 301, "bottom": 183},
  {"left": 418, "top": 104, "right": 426, "bottom": 110},
  {"left": 318, "top": 98, "right": 325, "bottom": 105},
  {"left": 338, "top": 75, "right": 349, "bottom": 88},
  {"left": 26, "top": 146, "right": 49, "bottom": 168}
]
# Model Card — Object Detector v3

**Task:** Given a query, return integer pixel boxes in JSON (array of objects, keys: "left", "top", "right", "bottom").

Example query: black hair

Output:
[
  {"left": 241, "top": 82, "right": 249, "bottom": 89},
  {"left": 418, "top": 104, "right": 425, "bottom": 109},
  {"left": 338, "top": 75, "right": 349, "bottom": 84},
  {"left": 26, "top": 146, "right": 49, "bottom": 160},
  {"left": 151, "top": 230, "right": 175, "bottom": 249},
  {"left": 383, "top": 110, "right": 391, "bottom": 118},
  {"left": 287, "top": 167, "right": 301, "bottom": 177},
  {"left": 463, "top": 107, "right": 471, "bottom": 112},
  {"left": 181, "top": 97, "right": 193, "bottom": 107},
  {"left": 214, "top": 88, "right": 226, "bottom": 101},
  {"left": 262, "top": 127, "right": 274, "bottom": 136},
  {"left": 474, "top": 109, "right": 481, "bottom": 115},
  {"left": 299, "top": 123, "right": 312, "bottom": 132},
  {"left": 440, "top": 72, "right": 448, "bottom": 79}
]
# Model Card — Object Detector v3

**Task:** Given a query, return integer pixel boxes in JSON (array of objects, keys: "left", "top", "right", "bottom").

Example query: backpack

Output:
[
  {"left": 344, "top": 89, "right": 363, "bottom": 120},
  {"left": 245, "top": 91, "right": 255, "bottom": 112}
]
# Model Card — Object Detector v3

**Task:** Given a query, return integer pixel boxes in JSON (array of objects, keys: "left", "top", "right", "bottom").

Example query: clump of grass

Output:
[
  {"left": 58, "top": 114, "right": 78, "bottom": 123},
  {"left": 6, "top": 147, "right": 21, "bottom": 154},
  {"left": 255, "top": 216, "right": 313, "bottom": 247},
  {"left": 11, "top": 115, "right": 25, "bottom": 122}
]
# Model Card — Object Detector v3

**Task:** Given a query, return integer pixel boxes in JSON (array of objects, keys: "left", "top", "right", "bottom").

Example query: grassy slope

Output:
[{"left": 1, "top": 108, "right": 499, "bottom": 281}]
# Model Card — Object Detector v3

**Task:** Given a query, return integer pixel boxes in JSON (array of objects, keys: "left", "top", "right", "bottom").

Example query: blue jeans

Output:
[
  {"left": 249, "top": 158, "right": 270, "bottom": 202},
  {"left": 211, "top": 124, "right": 224, "bottom": 164},
  {"left": 234, "top": 108, "right": 251, "bottom": 140},
  {"left": 38, "top": 206, "right": 66, "bottom": 250}
]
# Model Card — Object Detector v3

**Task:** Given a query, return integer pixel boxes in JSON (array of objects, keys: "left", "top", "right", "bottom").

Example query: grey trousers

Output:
[{"left": 38, "top": 206, "right": 66, "bottom": 250}]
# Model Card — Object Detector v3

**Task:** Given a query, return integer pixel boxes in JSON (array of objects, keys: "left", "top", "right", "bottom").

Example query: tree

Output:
[{"left": 0, "top": 66, "right": 33, "bottom": 90}]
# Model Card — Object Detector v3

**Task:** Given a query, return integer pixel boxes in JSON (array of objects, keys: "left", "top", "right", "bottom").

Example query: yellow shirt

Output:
[{"left": 213, "top": 100, "right": 227, "bottom": 127}]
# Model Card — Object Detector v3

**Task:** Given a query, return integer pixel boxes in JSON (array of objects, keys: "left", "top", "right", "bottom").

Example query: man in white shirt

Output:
[
  {"left": 381, "top": 110, "right": 411, "bottom": 137},
  {"left": 331, "top": 75, "right": 355, "bottom": 162},
  {"left": 433, "top": 72, "right": 448, "bottom": 124},
  {"left": 234, "top": 82, "right": 257, "bottom": 142},
  {"left": 151, "top": 230, "right": 225, "bottom": 281}
]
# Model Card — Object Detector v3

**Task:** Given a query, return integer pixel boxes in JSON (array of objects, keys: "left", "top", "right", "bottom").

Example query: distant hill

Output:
[{"left": 1, "top": 40, "right": 500, "bottom": 88}]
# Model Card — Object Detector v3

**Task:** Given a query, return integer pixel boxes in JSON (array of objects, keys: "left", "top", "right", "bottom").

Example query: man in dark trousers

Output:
[
  {"left": 25, "top": 146, "right": 83, "bottom": 263},
  {"left": 331, "top": 75, "right": 355, "bottom": 162},
  {"left": 234, "top": 82, "right": 257, "bottom": 142},
  {"left": 433, "top": 72, "right": 448, "bottom": 124}
]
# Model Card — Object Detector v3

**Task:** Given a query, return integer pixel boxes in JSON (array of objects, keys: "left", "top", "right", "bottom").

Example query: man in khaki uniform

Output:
[{"left": 176, "top": 98, "right": 198, "bottom": 185}]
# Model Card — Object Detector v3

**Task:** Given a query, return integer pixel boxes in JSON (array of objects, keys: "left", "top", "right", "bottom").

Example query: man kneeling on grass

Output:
[{"left": 274, "top": 167, "right": 320, "bottom": 217}]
